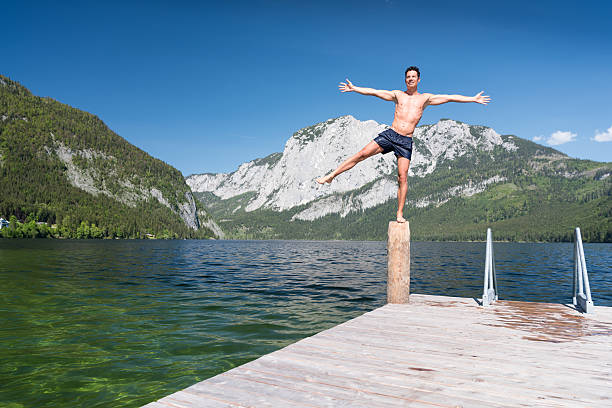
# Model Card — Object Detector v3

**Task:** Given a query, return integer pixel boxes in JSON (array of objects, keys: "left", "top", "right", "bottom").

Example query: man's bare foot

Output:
[
  {"left": 396, "top": 214, "right": 406, "bottom": 223},
  {"left": 316, "top": 174, "right": 334, "bottom": 184}
]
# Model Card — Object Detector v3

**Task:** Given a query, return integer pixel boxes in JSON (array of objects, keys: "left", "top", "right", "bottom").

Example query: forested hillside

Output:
[{"left": 0, "top": 75, "right": 216, "bottom": 239}]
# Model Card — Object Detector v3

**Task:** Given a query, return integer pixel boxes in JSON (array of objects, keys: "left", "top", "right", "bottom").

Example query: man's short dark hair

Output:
[{"left": 405, "top": 66, "right": 420, "bottom": 78}]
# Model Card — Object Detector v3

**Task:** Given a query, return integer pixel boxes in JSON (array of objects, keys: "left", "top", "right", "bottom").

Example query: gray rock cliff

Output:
[{"left": 187, "top": 116, "right": 517, "bottom": 220}]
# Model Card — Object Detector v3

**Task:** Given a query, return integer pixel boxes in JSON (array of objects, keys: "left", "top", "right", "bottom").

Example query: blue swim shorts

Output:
[{"left": 373, "top": 128, "right": 413, "bottom": 160}]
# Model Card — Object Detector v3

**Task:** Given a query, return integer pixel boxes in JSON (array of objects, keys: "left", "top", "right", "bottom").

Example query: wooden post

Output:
[{"left": 387, "top": 221, "right": 410, "bottom": 303}]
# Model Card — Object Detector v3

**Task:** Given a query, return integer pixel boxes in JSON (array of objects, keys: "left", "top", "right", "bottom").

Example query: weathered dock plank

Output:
[{"left": 143, "top": 294, "right": 612, "bottom": 408}]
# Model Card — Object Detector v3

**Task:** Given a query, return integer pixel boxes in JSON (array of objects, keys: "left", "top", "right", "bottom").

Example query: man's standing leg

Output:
[{"left": 396, "top": 157, "right": 410, "bottom": 223}]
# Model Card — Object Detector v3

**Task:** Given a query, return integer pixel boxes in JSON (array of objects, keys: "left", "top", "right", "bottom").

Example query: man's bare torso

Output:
[{"left": 391, "top": 91, "right": 430, "bottom": 136}]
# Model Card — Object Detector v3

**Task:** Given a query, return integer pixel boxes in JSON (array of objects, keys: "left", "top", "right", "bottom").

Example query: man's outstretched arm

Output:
[
  {"left": 427, "top": 91, "right": 491, "bottom": 106},
  {"left": 339, "top": 78, "right": 397, "bottom": 102}
]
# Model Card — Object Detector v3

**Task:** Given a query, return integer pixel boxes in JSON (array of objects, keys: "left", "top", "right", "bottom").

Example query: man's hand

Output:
[
  {"left": 474, "top": 91, "right": 491, "bottom": 105},
  {"left": 339, "top": 78, "right": 355, "bottom": 93}
]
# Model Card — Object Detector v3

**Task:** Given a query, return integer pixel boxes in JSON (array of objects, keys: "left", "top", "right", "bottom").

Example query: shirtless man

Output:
[{"left": 316, "top": 66, "right": 490, "bottom": 223}]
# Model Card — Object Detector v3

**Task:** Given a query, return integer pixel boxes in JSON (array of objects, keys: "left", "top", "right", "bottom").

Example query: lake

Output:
[{"left": 1, "top": 239, "right": 610, "bottom": 407}]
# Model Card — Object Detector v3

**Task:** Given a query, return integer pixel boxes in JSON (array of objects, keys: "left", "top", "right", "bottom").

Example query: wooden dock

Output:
[{"left": 142, "top": 294, "right": 612, "bottom": 408}]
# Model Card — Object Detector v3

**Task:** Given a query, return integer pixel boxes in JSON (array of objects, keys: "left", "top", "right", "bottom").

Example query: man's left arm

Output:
[{"left": 426, "top": 91, "right": 491, "bottom": 106}]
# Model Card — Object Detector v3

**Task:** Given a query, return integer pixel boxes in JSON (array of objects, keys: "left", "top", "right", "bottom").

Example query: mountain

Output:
[
  {"left": 187, "top": 116, "right": 611, "bottom": 242},
  {"left": 0, "top": 75, "right": 221, "bottom": 239}
]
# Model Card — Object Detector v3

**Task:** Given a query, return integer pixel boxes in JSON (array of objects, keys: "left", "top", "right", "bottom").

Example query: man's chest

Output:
[{"left": 396, "top": 94, "right": 427, "bottom": 112}]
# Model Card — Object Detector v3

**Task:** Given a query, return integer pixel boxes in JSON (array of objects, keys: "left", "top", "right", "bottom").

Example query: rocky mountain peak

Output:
[{"left": 187, "top": 117, "right": 518, "bottom": 220}]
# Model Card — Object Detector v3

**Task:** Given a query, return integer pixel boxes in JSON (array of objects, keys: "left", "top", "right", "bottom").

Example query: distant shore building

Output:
[{"left": 0, "top": 218, "right": 9, "bottom": 229}]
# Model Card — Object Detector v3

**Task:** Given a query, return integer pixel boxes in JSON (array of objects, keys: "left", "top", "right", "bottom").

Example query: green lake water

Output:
[{"left": 1, "top": 239, "right": 610, "bottom": 407}]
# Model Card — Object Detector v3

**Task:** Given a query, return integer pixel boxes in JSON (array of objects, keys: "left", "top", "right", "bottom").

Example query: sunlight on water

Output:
[{"left": 1, "top": 240, "right": 610, "bottom": 407}]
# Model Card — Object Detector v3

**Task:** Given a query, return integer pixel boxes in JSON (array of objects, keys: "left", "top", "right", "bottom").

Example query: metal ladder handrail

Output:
[
  {"left": 573, "top": 227, "right": 594, "bottom": 313},
  {"left": 482, "top": 228, "right": 498, "bottom": 306}
]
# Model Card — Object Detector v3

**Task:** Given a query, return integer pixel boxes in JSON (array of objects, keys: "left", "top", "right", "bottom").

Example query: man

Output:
[{"left": 316, "top": 66, "right": 490, "bottom": 223}]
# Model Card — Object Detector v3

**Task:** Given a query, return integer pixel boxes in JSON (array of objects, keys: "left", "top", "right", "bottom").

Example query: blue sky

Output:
[{"left": 3, "top": 0, "right": 611, "bottom": 175}]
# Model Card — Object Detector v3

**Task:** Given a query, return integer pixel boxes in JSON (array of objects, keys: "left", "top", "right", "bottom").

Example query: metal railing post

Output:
[
  {"left": 573, "top": 227, "right": 594, "bottom": 313},
  {"left": 482, "top": 228, "right": 498, "bottom": 306},
  {"left": 572, "top": 237, "right": 578, "bottom": 306}
]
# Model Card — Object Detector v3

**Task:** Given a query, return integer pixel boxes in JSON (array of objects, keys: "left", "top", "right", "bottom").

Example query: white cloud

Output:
[
  {"left": 593, "top": 126, "right": 612, "bottom": 142},
  {"left": 533, "top": 135, "right": 544, "bottom": 142},
  {"left": 546, "top": 130, "right": 576, "bottom": 146}
]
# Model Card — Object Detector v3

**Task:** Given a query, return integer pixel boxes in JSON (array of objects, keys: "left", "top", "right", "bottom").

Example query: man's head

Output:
[
  {"left": 405, "top": 66, "right": 420, "bottom": 89},
  {"left": 405, "top": 66, "right": 420, "bottom": 78}
]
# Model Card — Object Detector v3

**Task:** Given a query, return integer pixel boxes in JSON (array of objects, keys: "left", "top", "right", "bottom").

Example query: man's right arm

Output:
[{"left": 339, "top": 78, "right": 397, "bottom": 102}]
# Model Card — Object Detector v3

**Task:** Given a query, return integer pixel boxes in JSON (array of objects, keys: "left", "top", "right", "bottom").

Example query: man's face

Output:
[{"left": 405, "top": 71, "right": 420, "bottom": 87}]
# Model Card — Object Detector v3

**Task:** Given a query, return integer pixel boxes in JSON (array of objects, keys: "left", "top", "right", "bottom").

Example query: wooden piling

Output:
[{"left": 387, "top": 221, "right": 410, "bottom": 304}]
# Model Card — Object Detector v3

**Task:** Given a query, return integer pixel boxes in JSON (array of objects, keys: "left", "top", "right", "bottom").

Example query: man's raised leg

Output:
[
  {"left": 396, "top": 156, "right": 410, "bottom": 223},
  {"left": 316, "top": 141, "right": 383, "bottom": 184}
]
